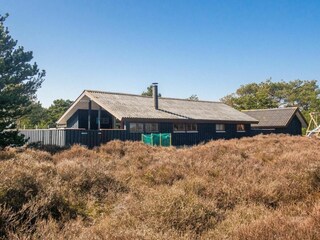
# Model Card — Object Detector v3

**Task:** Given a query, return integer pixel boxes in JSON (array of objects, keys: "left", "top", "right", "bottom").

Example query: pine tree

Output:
[{"left": 0, "top": 14, "right": 45, "bottom": 148}]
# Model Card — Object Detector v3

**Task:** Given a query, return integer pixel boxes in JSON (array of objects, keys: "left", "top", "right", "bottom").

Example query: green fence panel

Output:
[
  {"left": 142, "top": 133, "right": 171, "bottom": 146},
  {"left": 142, "top": 134, "right": 152, "bottom": 146},
  {"left": 153, "top": 134, "right": 161, "bottom": 146},
  {"left": 142, "top": 134, "right": 151, "bottom": 146},
  {"left": 160, "top": 133, "right": 171, "bottom": 147}
]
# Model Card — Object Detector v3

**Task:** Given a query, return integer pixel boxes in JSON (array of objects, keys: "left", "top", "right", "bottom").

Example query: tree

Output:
[
  {"left": 46, "top": 99, "right": 73, "bottom": 127},
  {"left": 141, "top": 85, "right": 161, "bottom": 97},
  {"left": 18, "top": 99, "right": 72, "bottom": 129},
  {"left": 220, "top": 79, "right": 320, "bottom": 117},
  {"left": 187, "top": 94, "right": 199, "bottom": 101},
  {"left": 221, "top": 79, "right": 279, "bottom": 110},
  {"left": 0, "top": 14, "right": 45, "bottom": 148},
  {"left": 18, "top": 101, "right": 48, "bottom": 129}
]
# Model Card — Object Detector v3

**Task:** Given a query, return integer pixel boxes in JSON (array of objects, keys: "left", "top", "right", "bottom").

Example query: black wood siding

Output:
[
  {"left": 66, "top": 111, "right": 78, "bottom": 128},
  {"left": 125, "top": 121, "right": 252, "bottom": 146},
  {"left": 21, "top": 116, "right": 302, "bottom": 148},
  {"left": 67, "top": 109, "right": 114, "bottom": 129},
  {"left": 251, "top": 115, "right": 302, "bottom": 136}
]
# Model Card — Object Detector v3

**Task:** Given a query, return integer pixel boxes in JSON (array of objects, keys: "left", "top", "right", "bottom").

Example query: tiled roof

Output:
[
  {"left": 82, "top": 90, "right": 258, "bottom": 123},
  {"left": 242, "top": 107, "right": 306, "bottom": 128}
]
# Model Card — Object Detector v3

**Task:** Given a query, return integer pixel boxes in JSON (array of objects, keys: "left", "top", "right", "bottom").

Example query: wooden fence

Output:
[
  {"left": 21, "top": 129, "right": 66, "bottom": 147},
  {"left": 19, "top": 128, "right": 276, "bottom": 148},
  {"left": 20, "top": 129, "right": 215, "bottom": 148},
  {"left": 19, "top": 129, "right": 142, "bottom": 148}
]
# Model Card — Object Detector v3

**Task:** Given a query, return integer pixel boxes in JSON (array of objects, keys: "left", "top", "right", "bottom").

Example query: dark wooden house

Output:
[
  {"left": 20, "top": 85, "right": 308, "bottom": 147},
  {"left": 242, "top": 107, "right": 307, "bottom": 135},
  {"left": 55, "top": 84, "right": 258, "bottom": 145}
]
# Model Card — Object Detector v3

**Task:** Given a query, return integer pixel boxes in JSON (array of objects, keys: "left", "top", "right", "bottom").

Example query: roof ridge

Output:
[
  {"left": 85, "top": 89, "right": 223, "bottom": 104},
  {"left": 242, "top": 107, "right": 298, "bottom": 112}
]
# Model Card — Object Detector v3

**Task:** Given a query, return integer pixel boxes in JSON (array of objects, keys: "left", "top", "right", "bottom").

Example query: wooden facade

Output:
[
  {"left": 251, "top": 115, "right": 303, "bottom": 136},
  {"left": 45, "top": 89, "right": 305, "bottom": 148},
  {"left": 67, "top": 109, "right": 115, "bottom": 130},
  {"left": 20, "top": 122, "right": 252, "bottom": 148},
  {"left": 20, "top": 105, "right": 307, "bottom": 148},
  {"left": 20, "top": 115, "right": 304, "bottom": 148},
  {"left": 243, "top": 108, "right": 307, "bottom": 136}
]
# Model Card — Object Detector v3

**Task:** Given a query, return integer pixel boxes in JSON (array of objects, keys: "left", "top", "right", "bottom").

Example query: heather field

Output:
[{"left": 0, "top": 134, "right": 320, "bottom": 239}]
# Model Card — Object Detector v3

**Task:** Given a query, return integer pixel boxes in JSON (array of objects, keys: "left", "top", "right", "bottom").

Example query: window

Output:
[
  {"left": 115, "top": 119, "right": 122, "bottom": 129},
  {"left": 216, "top": 124, "right": 225, "bottom": 132},
  {"left": 186, "top": 123, "right": 197, "bottom": 132},
  {"left": 237, "top": 124, "right": 245, "bottom": 132},
  {"left": 100, "top": 117, "right": 109, "bottom": 124},
  {"left": 173, "top": 123, "right": 185, "bottom": 132},
  {"left": 130, "top": 123, "right": 143, "bottom": 133},
  {"left": 145, "top": 123, "right": 159, "bottom": 132},
  {"left": 173, "top": 123, "right": 197, "bottom": 133}
]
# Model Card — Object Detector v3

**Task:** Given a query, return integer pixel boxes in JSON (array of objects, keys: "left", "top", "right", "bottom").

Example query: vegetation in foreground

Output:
[{"left": 0, "top": 135, "right": 320, "bottom": 239}]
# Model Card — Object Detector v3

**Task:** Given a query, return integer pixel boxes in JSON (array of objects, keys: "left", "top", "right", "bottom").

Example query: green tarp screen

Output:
[{"left": 142, "top": 133, "right": 172, "bottom": 146}]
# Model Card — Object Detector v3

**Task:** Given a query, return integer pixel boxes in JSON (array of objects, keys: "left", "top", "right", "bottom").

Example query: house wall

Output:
[
  {"left": 124, "top": 121, "right": 251, "bottom": 146},
  {"left": 275, "top": 115, "right": 302, "bottom": 135},
  {"left": 21, "top": 118, "right": 303, "bottom": 148},
  {"left": 67, "top": 109, "right": 114, "bottom": 129},
  {"left": 66, "top": 111, "right": 79, "bottom": 128},
  {"left": 22, "top": 116, "right": 303, "bottom": 148},
  {"left": 251, "top": 115, "right": 302, "bottom": 136}
]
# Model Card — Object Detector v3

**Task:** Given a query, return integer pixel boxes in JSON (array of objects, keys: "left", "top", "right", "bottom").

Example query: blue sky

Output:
[{"left": 1, "top": 0, "right": 320, "bottom": 107}]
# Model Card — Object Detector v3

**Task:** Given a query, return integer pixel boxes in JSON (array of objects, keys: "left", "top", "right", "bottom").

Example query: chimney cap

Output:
[{"left": 152, "top": 82, "right": 158, "bottom": 85}]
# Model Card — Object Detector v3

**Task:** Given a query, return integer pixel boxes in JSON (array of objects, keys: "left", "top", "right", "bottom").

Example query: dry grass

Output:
[{"left": 1, "top": 134, "right": 320, "bottom": 239}]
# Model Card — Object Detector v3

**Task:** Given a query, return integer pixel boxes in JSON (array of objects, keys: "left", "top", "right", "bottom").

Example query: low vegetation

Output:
[{"left": 0, "top": 135, "right": 320, "bottom": 239}]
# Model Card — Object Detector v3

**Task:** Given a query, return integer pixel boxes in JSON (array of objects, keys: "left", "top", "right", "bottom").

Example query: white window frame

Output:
[{"left": 216, "top": 124, "right": 226, "bottom": 132}]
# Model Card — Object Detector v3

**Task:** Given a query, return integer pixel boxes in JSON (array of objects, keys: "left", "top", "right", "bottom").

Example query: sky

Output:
[{"left": 1, "top": 0, "right": 320, "bottom": 107}]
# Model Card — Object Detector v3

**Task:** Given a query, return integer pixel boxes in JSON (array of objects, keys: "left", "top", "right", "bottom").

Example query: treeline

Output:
[
  {"left": 18, "top": 99, "right": 72, "bottom": 129},
  {"left": 221, "top": 79, "right": 320, "bottom": 120}
]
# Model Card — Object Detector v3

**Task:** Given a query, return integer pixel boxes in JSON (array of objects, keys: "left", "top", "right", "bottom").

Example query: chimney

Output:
[{"left": 152, "top": 83, "right": 159, "bottom": 110}]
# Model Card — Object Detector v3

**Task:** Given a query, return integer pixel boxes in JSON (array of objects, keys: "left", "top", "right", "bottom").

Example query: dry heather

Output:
[{"left": 0, "top": 134, "right": 320, "bottom": 239}]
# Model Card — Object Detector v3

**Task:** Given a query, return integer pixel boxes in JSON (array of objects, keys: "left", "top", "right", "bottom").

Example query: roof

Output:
[
  {"left": 57, "top": 90, "right": 259, "bottom": 125},
  {"left": 242, "top": 107, "right": 307, "bottom": 128}
]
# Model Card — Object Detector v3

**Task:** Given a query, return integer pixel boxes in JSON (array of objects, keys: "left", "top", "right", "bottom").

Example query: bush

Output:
[{"left": 0, "top": 135, "right": 320, "bottom": 239}]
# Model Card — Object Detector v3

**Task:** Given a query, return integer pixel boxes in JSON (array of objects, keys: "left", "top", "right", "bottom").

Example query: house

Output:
[
  {"left": 56, "top": 83, "right": 258, "bottom": 146},
  {"left": 242, "top": 107, "right": 307, "bottom": 135},
  {"left": 20, "top": 85, "right": 308, "bottom": 147}
]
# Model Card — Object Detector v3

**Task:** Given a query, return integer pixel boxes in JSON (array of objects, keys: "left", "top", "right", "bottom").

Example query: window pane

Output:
[
  {"left": 115, "top": 119, "right": 121, "bottom": 129},
  {"left": 216, "top": 124, "right": 225, "bottom": 131},
  {"left": 130, "top": 123, "right": 143, "bottom": 133},
  {"left": 186, "top": 123, "right": 197, "bottom": 131},
  {"left": 173, "top": 123, "right": 185, "bottom": 131},
  {"left": 145, "top": 123, "right": 158, "bottom": 132},
  {"left": 237, "top": 124, "right": 245, "bottom": 132},
  {"left": 130, "top": 123, "right": 136, "bottom": 132},
  {"left": 101, "top": 117, "right": 109, "bottom": 124},
  {"left": 137, "top": 123, "right": 144, "bottom": 132}
]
